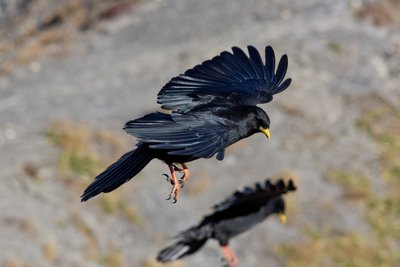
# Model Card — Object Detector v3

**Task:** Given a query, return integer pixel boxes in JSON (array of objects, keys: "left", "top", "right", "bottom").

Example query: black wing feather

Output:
[
  {"left": 232, "top": 46, "right": 257, "bottom": 78},
  {"left": 275, "top": 54, "right": 288, "bottom": 86},
  {"left": 124, "top": 112, "right": 228, "bottom": 160},
  {"left": 157, "top": 45, "right": 292, "bottom": 112},
  {"left": 248, "top": 45, "right": 266, "bottom": 80},
  {"left": 219, "top": 51, "right": 249, "bottom": 80},
  {"left": 213, "top": 179, "right": 297, "bottom": 212},
  {"left": 265, "top": 46, "right": 275, "bottom": 81}
]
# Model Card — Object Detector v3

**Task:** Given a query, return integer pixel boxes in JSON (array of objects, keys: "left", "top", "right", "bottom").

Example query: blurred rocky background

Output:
[{"left": 0, "top": 0, "right": 399, "bottom": 266}]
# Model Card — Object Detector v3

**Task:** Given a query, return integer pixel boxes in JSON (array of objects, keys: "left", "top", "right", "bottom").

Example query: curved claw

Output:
[
  {"left": 165, "top": 164, "right": 184, "bottom": 203},
  {"left": 172, "top": 164, "right": 181, "bottom": 172},
  {"left": 163, "top": 173, "right": 172, "bottom": 184},
  {"left": 220, "top": 258, "right": 230, "bottom": 267},
  {"left": 166, "top": 191, "right": 178, "bottom": 203},
  {"left": 167, "top": 183, "right": 180, "bottom": 203}
]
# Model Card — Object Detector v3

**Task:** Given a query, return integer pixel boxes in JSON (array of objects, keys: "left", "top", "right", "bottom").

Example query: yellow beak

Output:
[
  {"left": 259, "top": 127, "right": 271, "bottom": 139},
  {"left": 279, "top": 213, "right": 286, "bottom": 224}
]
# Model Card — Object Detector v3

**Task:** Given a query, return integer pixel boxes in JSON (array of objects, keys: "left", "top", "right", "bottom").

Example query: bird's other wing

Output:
[
  {"left": 123, "top": 112, "right": 229, "bottom": 160},
  {"left": 213, "top": 179, "right": 297, "bottom": 212},
  {"left": 157, "top": 45, "right": 292, "bottom": 112}
]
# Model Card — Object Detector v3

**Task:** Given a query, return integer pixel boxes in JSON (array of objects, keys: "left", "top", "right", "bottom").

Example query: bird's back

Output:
[
  {"left": 213, "top": 196, "right": 283, "bottom": 243},
  {"left": 202, "top": 179, "right": 295, "bottom": 244}
]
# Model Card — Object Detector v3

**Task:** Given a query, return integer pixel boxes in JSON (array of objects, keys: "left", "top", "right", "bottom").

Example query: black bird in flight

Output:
[
  {"left": 81, "top": 45, "right": 292, "bottom": 203},
  {"left": 157, "top": 179, "right": 297, "bottom": 266}
]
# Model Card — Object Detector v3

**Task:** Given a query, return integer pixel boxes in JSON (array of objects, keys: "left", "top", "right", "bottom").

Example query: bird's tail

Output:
[
  {"left": 157, "top": 238, "right": 208, "bottom": 262},
  {"left": 157, "top": 224, "right": 212, "bottom": 262},
  {"left": 81, "top": 143, "right": 153, "bottom": 201}
]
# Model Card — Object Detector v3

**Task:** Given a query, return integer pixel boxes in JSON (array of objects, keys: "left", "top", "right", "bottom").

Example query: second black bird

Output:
[{"left": 157, "top": 179, "right": 297, "bottom": 266}]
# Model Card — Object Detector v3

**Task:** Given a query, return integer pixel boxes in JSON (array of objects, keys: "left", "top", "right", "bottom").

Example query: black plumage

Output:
[
  {"left": 157, "top": 179, "right": 297, "bottom": 266},
  {"left": 81, "top": 45, "right": 292, "bottom": 202}
]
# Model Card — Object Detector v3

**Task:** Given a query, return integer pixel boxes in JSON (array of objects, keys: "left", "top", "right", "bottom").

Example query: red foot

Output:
[
  {"left": 181, "top": 163, "right": 190, "bottom": 184},
  {"left": 166, "top": 165, "right": 181, "bottom": 203},
  {"left": 222, "top": 245, "right": 238, "bottom": 267}
]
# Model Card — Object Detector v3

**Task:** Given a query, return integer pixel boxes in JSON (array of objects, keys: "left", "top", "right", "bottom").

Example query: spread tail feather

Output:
[
  {"left": 157, "top": 238, "right": 208, "bottom": 262},
  {"left": 157, "top": 224, "right": 212, "bottom": 262},
  {"left": 81, "top": 143, "right": 153, "bottom": 201}
]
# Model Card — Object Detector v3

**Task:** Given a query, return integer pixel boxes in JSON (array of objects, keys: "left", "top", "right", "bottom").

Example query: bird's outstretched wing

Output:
[
  {"left": 213, "top": 179, "right": 297, "bottom": 212},
  {"left": 157, "top": 46, "right": 292, "bottom": 112},
  {"left": 123, "top": 112, "right": 229, "bottom": 160}
]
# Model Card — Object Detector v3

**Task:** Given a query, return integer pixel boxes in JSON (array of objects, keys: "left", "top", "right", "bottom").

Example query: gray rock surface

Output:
[{"left": 0, "top": 0, "right": 399, "bottom": 266}]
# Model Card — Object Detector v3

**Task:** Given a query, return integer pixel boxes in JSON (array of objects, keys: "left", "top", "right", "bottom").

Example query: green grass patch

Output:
[
  {"left": 45, "top": 121, "right": 104, "bottom": 178},
  {"left": 58, "top": 149, "right": 99, "bottom": 176},
  {"left": 99, "top": 193, "right": 145, "bottom": 225},
  {"left": 45, "top": 120, "right": 129, "bottom": 181},
  {"left": 356, "top": 100, "right": 400, "bottom": 186},
  {"left": 356, "top": 98, "right": 400, "bottom": 241},
  {"left": 45, "top": 120, "right": 143, "bottom": 222},
  {"left": 327, "top": 42, "right": 343, "bottom": 54},
  {"left": 138, "top": 258, "right": 186, "bottom": 267},
  {"left": 278, "top": 98, "right": 400, "bottom": 266},
  {"left": 325, "top": 170, "right": 371, "bottom": 200},
  {"left": 98, "top": 250, "right": 124, "bottom": 267},
  {"left": 276, "top": 232, "right": 385, "bottom": 267}
]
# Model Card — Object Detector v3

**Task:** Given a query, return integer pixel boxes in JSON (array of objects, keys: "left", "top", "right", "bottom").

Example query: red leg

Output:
[
  {"left": 167, "top": 164, "right": 181, "bottom": 203},
  {"left": 222, "top": 245, "right": 238, "bottom": 267},
  {"left": 181, "top": 163, "right": 190, "bottom": 184}
]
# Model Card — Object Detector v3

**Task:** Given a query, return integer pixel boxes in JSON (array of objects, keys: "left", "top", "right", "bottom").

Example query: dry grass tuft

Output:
[
  {"left": 0, "top": 0, "right": 141, "bottom": 74},
  {"left": 42, "top": 239, "right": 58, "bottom": 263},
  {"left": 355, "top": 0, "right": 400, "bottom": 27},
  {"left": 325, "top": 170, "right": 371, "bottom": 200},
  {"left": 45, "top": 120, "right": 129, "bottom": 189},
  {"left": 276, "top": 231, "right": 381, "bottom": 267},
  {"left": 98, "top": 250, "right": 125, "bottom": 267},
  {"left": 70, "top": 212, "right": 99, "bottom": 259},
  {"left": 98, "top": 193, "right": 144, "bottom": 224},
  {"left": 46, "top": 121, "right": 102, "bottom": 176},
  {"left": 2, "top": 259, "right": 24, "bottom": 267},
  {"left": 139, "top": 258, "right": 159, "bottom": 267},
  {"left": 123, "top": 205, "right": 144, "bottom": 224},
  {"left": 99, "top": 193, "right": 127, "bottom": 214},
  {"left": 23, "top": 162, "right": 40, "bottom": 180},
  {"left": 139, "top": 258, "right": 186, "bottom": 267},
  {"left": 71, "top": 212, "right": 95, "bottom": 240},
  {"left": 3, "top": 216, "right": 37, "bottom": 237},
  {"left": 356, "top": 97, "right": 400, "bottom": 186}
]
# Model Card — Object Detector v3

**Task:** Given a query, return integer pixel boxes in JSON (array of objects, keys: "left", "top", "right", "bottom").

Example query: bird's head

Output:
[
  {"left": 255, "top": 108, "right": 271, "bottom": 139},
  {"left": 271, "top": 197, "right": 286, "bottom": 224}
]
